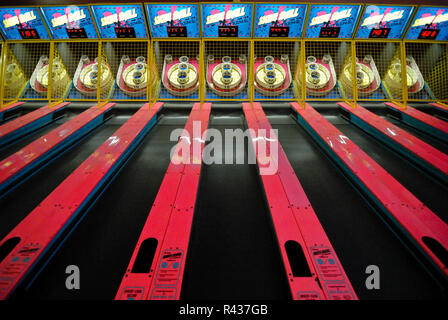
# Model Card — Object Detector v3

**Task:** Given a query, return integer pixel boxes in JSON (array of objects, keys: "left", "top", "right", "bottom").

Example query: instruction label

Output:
[
  {"left": 297, "top": 291, "right": 322, "bottom": 300},
  {"left": 120, "top": 287, "right": 145, "bottom": 300},
  {"left": 325, "top": 282, "right": 356, "bottom": 300},
  {"left": 150, "top": 287, "right": 177, "bottom": 300},
  {"left": 0, "top": 243, "right": 41, "bottom": 296},
  {"left": 154, "top": 249, "right": 183, "bottom": 286},
  {"left": 311, "top": 246, "right": 344, "bottom": 281}
]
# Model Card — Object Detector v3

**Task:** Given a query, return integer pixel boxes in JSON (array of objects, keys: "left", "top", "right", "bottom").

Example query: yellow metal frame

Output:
[
  {"left": 0, "top": 41, "right": 5, "bottom": 107},
  {"left": 0, "top": 40, "right": 52, "bottom": 105},
  {"left": 249, "top": 40, "right": 255, "bottom": 102},
  {"left": 434, "top": 101, "right": 448, "bottom": 109}
]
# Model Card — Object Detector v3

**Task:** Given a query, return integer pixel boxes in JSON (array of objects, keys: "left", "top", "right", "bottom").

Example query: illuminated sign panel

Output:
[
  {"left": 305, "top": 5, "right": 361, "bottom": 38},
  {"left": 254, "top": 4, "right": 307, "bottom": 38},
  {"left": 201, "top": 3, "right": 253, "bottom": 38},
  {"left": 0, "top": 7, "right": 50, "bottom": 40},
  {"left": 406, "top": 7, "right": 448, "bottom": 41},
  {"left": 147, "top": 4, "right": 199, "bottom": 38},
  {"left": 356, "top": 5, "right": 414, "bottom": 39},
  {"left": 91, "top": 4, "right": 147, "bottom": 39},
  {"left": 40, "top": 6, "right": 98, "bottom": 39}
]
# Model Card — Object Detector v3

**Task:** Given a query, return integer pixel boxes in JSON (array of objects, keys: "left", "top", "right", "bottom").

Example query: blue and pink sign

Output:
[
  {"left": 0, "top": 7, "right": 50, "bottom": 40},
  {"left": 254, "top": 4, "right": 307, "bottom": 38},
  {"left": 201, "top": 3, "right": 253, "bottom": 38},
  {"left": 305, "top": 5, "right": 361, "bottom": 38},
  {"left": 40, "top": 6, "right": 98, "bottom": 39},
  {"left": 146, "top": 4, "right": 200, "bottom": 38},
  {"left": 90, "top": 4, "right": 148, "bottom": 38},
  {"left": 356, "top": 5, "right": 414, "bottom": 39},
  {"left": 406, "top": 7, "right": 448, "bottom": 41}
]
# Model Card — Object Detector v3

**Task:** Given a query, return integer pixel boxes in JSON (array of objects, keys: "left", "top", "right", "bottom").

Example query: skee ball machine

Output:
[
  {"left": 90, "top": 4, "right": 149, "bottom": 104},
  {"left": 404, "top": 6, "right": 448, "bottom": 105},
  {"left": 252, "top": 4, "right": 305, "bottom": 101},
  {"left": 0, "top": 7, "right": 70, "bottom": 107},
  {"left": 147, "top": 3, "right": 201, "bottom": 101},
  {"left": 91, "top": 4, "right": 149, "bottom": 101},
  {"left": 201, "top": 3, "right": 252, "bottom": 101},
  {"left": 349, "top": 5, "right": 417, "bottom": 104},
  {"left": 39, "top": 5, "right": 105, "bottom": 104},
  {"left": 299, "top": 5, "right": 363, "bottom": 103}
]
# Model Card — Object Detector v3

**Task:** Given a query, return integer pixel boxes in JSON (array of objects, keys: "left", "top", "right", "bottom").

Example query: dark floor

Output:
[{"left": 182, "top": 115, "right": 291, "bottom": 300}]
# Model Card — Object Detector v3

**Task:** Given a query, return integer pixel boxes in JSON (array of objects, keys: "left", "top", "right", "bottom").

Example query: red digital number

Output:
[{"left": 418, "top": 28, "right": 439, "bottom": 40}]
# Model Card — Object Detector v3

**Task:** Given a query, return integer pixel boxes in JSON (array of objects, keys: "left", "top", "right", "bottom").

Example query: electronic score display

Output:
[
  {"left": 269, "top": 26, "right": 290, "bottom": 37},
  {"left": 18, "top": 28, "right": 40, "bottom": 39},
  {"left": 218, "top": 26, "right": 238, "bottom": 37},
  {"left": 115, "top": 27, "right": 136, "bottom": 38},
  {"left": 167, "top": 26, "right": 187, "bottom": 37},
  {"left": 418, "top": 28, "right": 440, "bottom": 40},
  {"left": 369, "top": 27, "right": 391, "bottom": 39},
  {"left": 319, "top": 27, "right": 340, "bottom": 38},
  {"left": 66, "top": 28, "right": 87, "bottom": 39}
]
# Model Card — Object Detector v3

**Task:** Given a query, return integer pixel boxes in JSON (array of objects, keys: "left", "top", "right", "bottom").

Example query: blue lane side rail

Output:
[
  {"left": 338, "top": 102, "right": 448, "bottom": 185},
  {"left": 385, "top": 102, "right": 448, "bottom": 143},
  {"left": 0, "top": 102, "right": 70, "bottom": 149},
  {"left": 0, "top": 102, "right": 25, "bottom": 122},
  {"left": 0, "top": 103, "right": 115, "bottom": 198}
]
